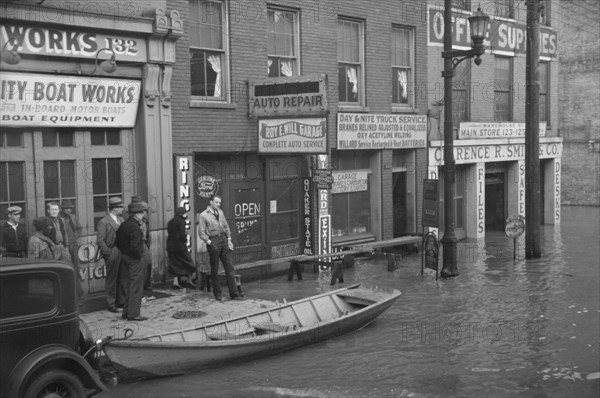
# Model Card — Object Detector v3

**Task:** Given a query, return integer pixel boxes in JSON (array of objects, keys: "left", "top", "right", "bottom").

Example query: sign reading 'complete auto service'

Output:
[{"left": 1, "top": 72, "right": 140, "bottom": 127}]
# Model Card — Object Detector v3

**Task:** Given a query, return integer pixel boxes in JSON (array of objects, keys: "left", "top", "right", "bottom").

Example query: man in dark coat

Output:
[
  {"left": 167, "top": 207, "right": 196, "bottom": 289},
  {"left": 115, "top": 201, "right": 148, "bottom": 321},
  {"left": 97, "top": 197, "right": 125, "bottom": 312},
  {"left": 0, "top": 206, "right": 27, "bottom": 258},
  {"left": 46, "top": 201, "right": 71, "bottom": 263}
]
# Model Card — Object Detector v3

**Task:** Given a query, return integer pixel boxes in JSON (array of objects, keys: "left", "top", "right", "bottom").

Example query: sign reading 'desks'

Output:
[
  {"left": 337, "top": 113, "right": 427, "bottom": 150},
  {"left": 258, "top": 118, "right": 326, "bottom": 153},
  {"left": 1, "top": 72, "right": 140, "bottom": 127}
]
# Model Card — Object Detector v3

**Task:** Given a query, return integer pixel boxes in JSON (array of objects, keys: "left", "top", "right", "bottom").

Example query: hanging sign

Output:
[
  {"left": 1, "top": 72, "right": 140, "bottom": 127},
  {"left": 331, "top": 171, "right": 368, "bottom": 194},
  {"left": 258, "top": 118, "right": 326, "bottom": 153},
  {"left": 302, "top": 178, "right": 314, "bottom": 255},
  {"left": 175, "top": 156, "right": 196, "bottom": 255}
]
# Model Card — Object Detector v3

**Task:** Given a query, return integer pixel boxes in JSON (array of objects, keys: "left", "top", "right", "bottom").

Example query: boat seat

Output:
[
  {"left": 206, "top": 326, "right": 256, "bottom": 341},
  {"left": 251, "top": 322, "right": 298, "bottom": 333}
]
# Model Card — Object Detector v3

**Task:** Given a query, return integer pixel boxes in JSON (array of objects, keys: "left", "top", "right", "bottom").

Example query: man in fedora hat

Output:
[
  {"left": 97, "top": 197, "right": 125, "bottom": 313},
  {"left": 0, "top": 206, "right": 28, "bottom": 258},
  {"left": 115, "top": 201, "right": 149, "bottom": 321}
]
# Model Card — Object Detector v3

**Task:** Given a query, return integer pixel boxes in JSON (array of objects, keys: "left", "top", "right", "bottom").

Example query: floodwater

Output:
[{"left": 100, "top": 206, "right": 599, "bottom": 397}]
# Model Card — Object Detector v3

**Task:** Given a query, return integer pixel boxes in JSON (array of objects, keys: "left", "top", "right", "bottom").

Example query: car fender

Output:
[{"left": 3, "top": 344, "right": 107, "bottom": 398}]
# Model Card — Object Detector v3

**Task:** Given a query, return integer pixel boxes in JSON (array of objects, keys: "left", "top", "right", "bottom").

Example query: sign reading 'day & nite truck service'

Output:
[
  {"left": 338, "top": 113, "right": 427, "bottom": 150},
  {"left": 1, "top": 72, "right": 140, "bottom": 128},
  {"left": 258, "top": 118, "right": 326, "bottom": 153}
]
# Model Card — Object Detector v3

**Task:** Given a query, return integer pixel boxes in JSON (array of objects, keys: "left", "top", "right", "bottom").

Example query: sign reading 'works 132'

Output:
[
  {"left": 1, "top": 72, "right": 140, "bottom": 127},
  {"left": 258, "top": 118, "right": 326, "bottom": 153},
  {"left": 427, "top": 6, "right": 557, "bottom": 59}
]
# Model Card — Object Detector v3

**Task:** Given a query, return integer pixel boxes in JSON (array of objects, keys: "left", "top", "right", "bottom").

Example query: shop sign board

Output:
[
  {"left": 175, "top": 156, "right": 195, "bottom": 255},
  {"left": 422, "top": 179, "right": 439, "bottom": 228},
  {"left": 313, "top": 169, "right": 334, "bottom": 190},
  {"left": 258, "top": 118, "right": 327, "bottom": 153},
  {"left": 272, "top": 242, "right": 299, "bottom": 258},
  {"left": 458, "top": 122, "right": 547, "bottom": 139},
  {"left": 430, "top": 140, "right": 563, "bottom": 165},
  {"left": 427, "top": 6, "right": 557, "bottom": 60},
  {"left": 423, "top": 233, "right": 439, "bottom": 272},
  {"left": 195, "top": 176, "right": 219, "bottom": 198},
  {"left": 0, "top": 24, "right": 147, "bottom": 62},
  {"left": 1, "top": 72, "right": 140, "bottom": 127},
  {"left": 249, "top": 73, "right": 328, "bottom": 117},
  {"left": 318, "top": 215, "right": 331, "bottom": 269},
  {"left": 331, "top": 171, "right": 368, "bottom": 194},
  {"left": 302, "top": 178, "right": 314, "bottom": 255},
  {"left": 337, "top": 113, "right": 427, "bottom": 150}
]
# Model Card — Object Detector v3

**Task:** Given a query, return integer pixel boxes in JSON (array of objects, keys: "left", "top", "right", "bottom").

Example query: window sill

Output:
[
  {"left": 338, "top": 105, "right": 370, "bottom": 113},
  {"left": 391, "top": 106, "right": 420, "bottom": 114},
  {"left": 190, "top": 100, "right": 237, "bottom": 110}
]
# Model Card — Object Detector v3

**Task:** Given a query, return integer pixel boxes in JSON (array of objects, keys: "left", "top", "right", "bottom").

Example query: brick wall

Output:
[{"left": 558, "top": 0, "right": 600, "bottom": 206}]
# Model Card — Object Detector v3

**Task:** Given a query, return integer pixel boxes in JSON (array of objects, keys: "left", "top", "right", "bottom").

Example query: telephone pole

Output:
[{"left": 525, "top": 0, "right": 542, "bottom": 258}]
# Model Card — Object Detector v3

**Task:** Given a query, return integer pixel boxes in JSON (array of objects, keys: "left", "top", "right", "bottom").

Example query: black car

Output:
[{"left": 0, "top": 259, "right": 106, "bottom": 398}]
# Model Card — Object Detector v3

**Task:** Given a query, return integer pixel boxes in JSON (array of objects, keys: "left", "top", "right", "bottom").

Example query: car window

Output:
[{"left": 0, "top": 273, "right": 57, "bottom": 319}]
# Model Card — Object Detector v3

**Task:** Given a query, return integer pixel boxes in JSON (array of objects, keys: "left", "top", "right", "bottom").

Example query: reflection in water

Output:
[{"left": 101, "top": 207, "right": 599, "bottom": 398}]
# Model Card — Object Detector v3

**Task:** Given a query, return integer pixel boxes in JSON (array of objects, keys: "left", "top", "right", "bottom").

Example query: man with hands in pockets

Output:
[{"left": 198, "top": 195, "right": 241, "bottom": 302}]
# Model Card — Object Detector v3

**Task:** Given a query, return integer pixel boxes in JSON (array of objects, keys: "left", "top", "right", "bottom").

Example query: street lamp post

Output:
[{"left": 440, "top": 1, "right": 489, "bottom": 278}]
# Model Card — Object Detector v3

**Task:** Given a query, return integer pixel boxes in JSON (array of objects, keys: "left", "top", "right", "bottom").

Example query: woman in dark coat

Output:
[{"left": 167, "top": 207, "right": 196, "bottom": 289}]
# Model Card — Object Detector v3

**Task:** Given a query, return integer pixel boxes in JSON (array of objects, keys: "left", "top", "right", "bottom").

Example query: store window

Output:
[
  {"left": 0, "top": 162, "right": 26, "bottom": 217},
  {"left": 42, "top": 129, "right": 74, "bottom": 147},
  {"left": 190, "top": 0, "right": 227, "bottom": 100},
  {"left": 338, "top": 18, "right": 364, "bottom": 104},
  {"left": 453, "top": 59, "right": 471, "bottom": 125},
  {"left": 391, "top": 26, "right": 414, "bottom": 108},
  {"left": 0, "top": 129, "right": 23, "bottom": 147},
  {"left": 43, "top": 160, "right": 75, "bottom": 207},
  {"left": 331, "top": 151, "right": 371, "bottom": 237},
  {"left": 91, "top": 129, "right": 120, "bottom": 146},
  {"left": 267, "top": 7, "right": 299, "bottom": 78},
  {"left": 92, "top": 158, "right": 123, "bottom": 228},
  {"left": 494, "top": 56, "right": 512, "bottom": 121},
  {"left": 539, "top": 61, "right": 549, "bottom": 124},
  {"left": 438, "top": 167, "right": 465, "bottom": 231}
]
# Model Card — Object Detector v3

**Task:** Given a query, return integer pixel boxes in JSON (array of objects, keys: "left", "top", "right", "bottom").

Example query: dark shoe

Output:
[
  {"left": 181, "top": 280, "right": 196, "bottom": 289},
  {"left": 127, "top": 316, "right": 148, "bottom": 321},
  {"left": 117, "top": 304, "right": 124, "bottom": 309},
  {"left": 107, "top": 307, "right": 118, "bottom": 313},
  {"left": 232, "top": 296, "right": 245, "bottom": 301}
]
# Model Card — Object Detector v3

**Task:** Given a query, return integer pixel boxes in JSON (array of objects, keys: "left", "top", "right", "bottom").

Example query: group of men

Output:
[{"left": 97, "top": 197, "right": 152, "bottom": 322}]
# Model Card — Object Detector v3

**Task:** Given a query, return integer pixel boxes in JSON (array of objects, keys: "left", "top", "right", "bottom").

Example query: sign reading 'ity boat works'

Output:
[
  {"left": 1, "top": 72, "right": 140, "bottom": 128},
  {"left": 258, "top": 118, "right": 326, "bottom": 153}
]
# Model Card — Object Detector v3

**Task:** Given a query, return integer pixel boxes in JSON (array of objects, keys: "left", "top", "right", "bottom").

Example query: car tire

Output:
[{"left": 23, "top": 369, "right": 85, "bottom": 398}]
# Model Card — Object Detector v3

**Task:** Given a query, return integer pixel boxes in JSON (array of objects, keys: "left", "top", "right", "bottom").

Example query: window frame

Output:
[
  {"left": 391, "top": 25, "right": 415, "bottom": 110},
  {"left": 494, "top": 55, "right": 513, "bottom": 121},
  {"left": 495, "top": 0, "right": 515, "bottom": 19},
  {"left": 189, "top": 0, "right": 230, "bottom": 103},
  {"left": 267, "top": 6, "right": 300, "bottom": 78},
  {"left": 337, "top": 17, "right": 365, "bottom": 107},
  {"left": 91, "top": 158, "right": 124, "bottom": 229},
  {"left": 539, "top": 61, "right": 550, "bottom": 125},
  {"left": 452, "top": 58, "right": 471, "bottom": 125},
  {"left": 0, "top": 161, "right": 26, "bottom": 217}
]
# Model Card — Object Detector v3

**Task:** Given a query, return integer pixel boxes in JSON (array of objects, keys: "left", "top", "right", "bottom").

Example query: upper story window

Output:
[
  {"left": 494, "top": 56, "right": 513, "bottom": 121},
  {"left": 91, "top": 129, "right": 120, "bottom": 146},
  {"left": 495, "top": 0, "right": 514, "bottom": 18},
  {"left": 42, "top": 129, "right": 74, "bottom": 147},
  {"left": 267, "top": 8, "right": 299, "bottom": 78},
  {"left": 452, "top": 59, "right": 471, "bottom": 125},
  {"left": 189, "top": 0, "right": 227, "bottom": 100},
  {"left": 338, "top": 18, "right": 364, "bottom": 105},
  {"left": 391, "top": 26, "right": 414, "bottom": 108},
  {"left": 539, "top": 61, "right": 549, "bottom": 124},
  {"left": 0, "top": 129, "right": 23, "bottom": 148},
  {"left": 540, "top": 0, "right": 551, "bottom": 25},
  {"left": 452, "top": 0, "right": 472, "bottom": 9}
]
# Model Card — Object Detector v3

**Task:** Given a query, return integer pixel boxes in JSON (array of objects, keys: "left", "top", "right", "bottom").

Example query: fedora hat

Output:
[
  {"left": 128, "top": 202, "right": 146, "bottom": 213},
  {"left": 61, "top": 199, "right": 74, "bottom": 208},
  {"left": 108, "top": 197, "right": 124, "bottom": 208}
]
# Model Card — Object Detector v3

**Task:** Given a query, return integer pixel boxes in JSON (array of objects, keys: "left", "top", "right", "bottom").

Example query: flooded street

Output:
[{"left": 102, "top": 206, "right": 599, "bottom": 397}]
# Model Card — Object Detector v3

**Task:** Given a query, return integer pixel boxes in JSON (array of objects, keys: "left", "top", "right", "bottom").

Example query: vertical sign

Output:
[
  {"left": 319, "top": 215, "right": 331, "bottom": 267},
  {"left": 476, "top": 163, "right": 485, "bottom": 237},
  {"left": 176, "top": 156, "right": 196, "bottom": 257},
  {"left": 554, "top": 159, "right": 561, "bottom": 223},
  {"left": 422, "top": 179, "right": 439, "bottom": 228},
  {"left": 302, "top": 178, "right": 314, "bottom": 255}
]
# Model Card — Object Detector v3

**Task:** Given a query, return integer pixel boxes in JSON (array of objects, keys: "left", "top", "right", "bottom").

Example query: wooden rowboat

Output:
[{"left": 102, "top": 284, "right": 401, "bottom": 378}]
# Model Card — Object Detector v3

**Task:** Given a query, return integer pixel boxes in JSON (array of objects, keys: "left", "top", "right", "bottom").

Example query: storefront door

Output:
[
  {"left": 228, "top": 184, "right": 266, "bottom": 264},
  {"left": 485, "top": 172, "right": 506, "bottom": 230},
  {"left": 393, "top": 172, "right": 407, "bottom": 237}
]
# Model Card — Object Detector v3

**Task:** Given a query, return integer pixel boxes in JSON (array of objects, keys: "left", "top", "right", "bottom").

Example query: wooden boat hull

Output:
[{"left": 103, "top": 284, "right": 400, "bottom": 378}]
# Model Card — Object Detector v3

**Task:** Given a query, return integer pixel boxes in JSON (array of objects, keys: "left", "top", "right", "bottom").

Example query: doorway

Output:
[
  {"left": 485, "top": 172, "right": 505, "bottom": 230},
  {"left": 392, "top": 172, "right": 407, "bottom": 237}
]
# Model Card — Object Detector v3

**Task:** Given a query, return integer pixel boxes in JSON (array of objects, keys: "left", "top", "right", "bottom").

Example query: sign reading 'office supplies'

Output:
[
  {"left": 258, "top": 118, "right": 327, "bottom": 153},
  {"left": 1, "top": 72, "right": 140, "bottom": 127},
  {"left": 427, "top": 6, "right": 557, "bottom": 60},
  {"left": 337, "top": 113, "right": 427, "bottom": 150}
]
